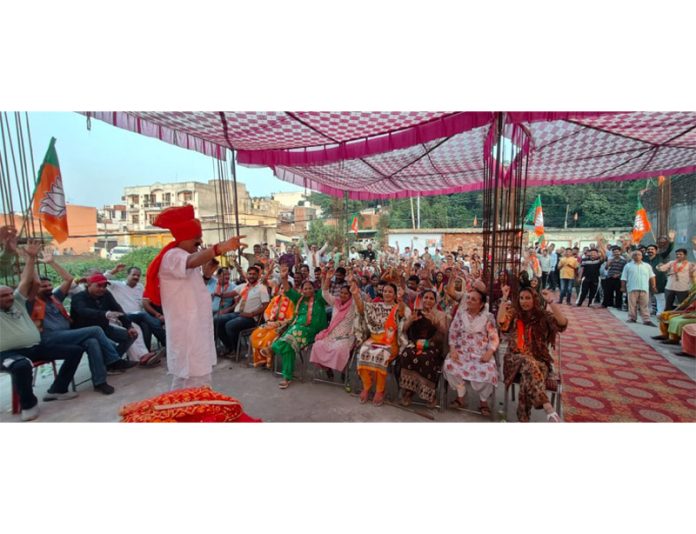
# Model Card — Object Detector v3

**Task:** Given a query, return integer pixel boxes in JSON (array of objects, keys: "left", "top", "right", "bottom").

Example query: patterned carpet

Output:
[{"left": 559, "top": 305, "right": 696, "bottom": 422}]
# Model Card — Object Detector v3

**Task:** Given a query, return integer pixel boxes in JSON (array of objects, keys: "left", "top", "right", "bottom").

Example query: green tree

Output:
[{"left": 305, "top": 220, "right": 345, "bottom": 249}]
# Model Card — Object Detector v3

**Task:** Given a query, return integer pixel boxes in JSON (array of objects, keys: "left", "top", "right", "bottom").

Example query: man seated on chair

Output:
[
  {"left": 211, "top": 266, "right": 238, "bottom": 351},
  {"left": 0, "top": 239, "right": 83, "bottom": 421},
  {"left": 216, "top": 266, "right": 269, "bottom": 357},
  {"left": 70, "top": 273, "right": 139, "bottom": 356},
  {"left": 105, "top": 264, "right": 166, "bottom": 360},
  {"left": 28, "top": 251, "right": 136, "bottom": 395}
]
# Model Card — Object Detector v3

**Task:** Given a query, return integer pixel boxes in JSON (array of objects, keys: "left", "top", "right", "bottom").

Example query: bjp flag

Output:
[
  {"left": 524, "top": 195, "right": 545, "bottom": 237},
  {"left": 350, "top": 214, "right": 359, "bottom": 236},
  {"left": 631, "top": 198, "right": 651, "bottom": 244},
  {"left": 32, "top": 137, "right": 69, "bottom": 243}
]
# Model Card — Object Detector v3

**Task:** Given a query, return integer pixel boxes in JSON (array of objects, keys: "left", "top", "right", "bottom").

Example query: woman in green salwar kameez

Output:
[{"left": 272, "top": 265, "right": 328, "bottom": 389}]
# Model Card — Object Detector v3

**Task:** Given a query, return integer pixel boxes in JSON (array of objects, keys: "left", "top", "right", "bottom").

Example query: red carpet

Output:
[{"left": 559, "top": 305, "right": 696, "bottom": 422}]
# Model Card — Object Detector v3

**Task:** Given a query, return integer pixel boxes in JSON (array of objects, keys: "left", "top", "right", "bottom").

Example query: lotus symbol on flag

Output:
[
  {"left": 39, "top": 178, "right": 66, "bottom": 218},
  {"left": 634, "top": 213, "right": 644, "bottom": 231}
]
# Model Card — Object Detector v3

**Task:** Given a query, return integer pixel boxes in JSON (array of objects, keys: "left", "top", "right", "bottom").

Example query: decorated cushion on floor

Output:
[{"left": 120, "top": 386, "right": 262, "bottom": 423}]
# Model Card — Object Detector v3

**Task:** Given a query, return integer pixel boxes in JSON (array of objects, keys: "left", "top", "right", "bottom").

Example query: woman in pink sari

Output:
[{"left": 310, "top": 268, "right": 356, "bottom": 379}]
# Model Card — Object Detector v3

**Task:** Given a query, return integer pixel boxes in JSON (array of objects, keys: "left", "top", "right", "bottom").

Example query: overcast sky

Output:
[{"left": 24, "top": 112, "right": 304, "bottom": 207}]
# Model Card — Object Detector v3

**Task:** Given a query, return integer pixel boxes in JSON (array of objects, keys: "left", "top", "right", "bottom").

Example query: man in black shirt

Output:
[
  {"left": 577, "top": 248, "right": 602, "bottom": 307},
  {"left": 70, "top": 273, "right": 138, "bottom": 357},
  {"left": 361, "top": 243, "right": 376, "bottom": 262}
]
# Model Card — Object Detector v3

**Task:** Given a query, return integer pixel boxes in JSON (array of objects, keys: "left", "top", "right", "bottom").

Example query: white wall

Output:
[{"left": 388, "top": 233, "right": 443, "bottom": 251}]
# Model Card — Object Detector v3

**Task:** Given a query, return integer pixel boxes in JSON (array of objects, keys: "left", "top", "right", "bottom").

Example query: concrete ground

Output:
[
  {"left": 6, "top": 294, "right": 691, "bottom": 424},
  {"left": 1, "top": 354, "right": 498, "bottom": 423}
]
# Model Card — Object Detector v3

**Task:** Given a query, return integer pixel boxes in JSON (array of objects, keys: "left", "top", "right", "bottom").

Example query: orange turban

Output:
[
  {"left": 152, "top": 204, "right": 202, "bottom": 241},
  {"left": 144, "top": 205, "right": 203, "bottom": 306}
]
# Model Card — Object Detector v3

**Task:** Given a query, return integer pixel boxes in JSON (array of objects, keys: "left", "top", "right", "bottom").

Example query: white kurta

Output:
[{"left": 159, "top": 247, "right": 216, "bottom": 379}]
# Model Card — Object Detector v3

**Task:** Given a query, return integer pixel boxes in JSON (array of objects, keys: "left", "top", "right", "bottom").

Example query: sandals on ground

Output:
[
  {"left": 450, "top": 397, "right": 466, "bottom": 409},
  {"left": 479, "top": 403, "right": 491, "bottom": 417},
  {"left": 278, "top": 380, "right": 290, "bottom": 390},
  {"left": 372, "top": 392, "right": 385, "bottom": 407}
]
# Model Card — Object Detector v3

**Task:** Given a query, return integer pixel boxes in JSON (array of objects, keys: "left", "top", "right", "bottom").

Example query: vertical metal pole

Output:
[
  {"left": 410, "top": 196, "right": 416, "bottom": 230},
  {"left": 417, "top": 194, "right": 421, "bottom": 229},
  {"left": 489, "top": 113, "right": 504, "bottom": 297},
  {"left": 344, "top": 190, "right": 349, "bottom": 257},
  {"left": 229, "top": 149, "right": 242, "bottom": 262}
]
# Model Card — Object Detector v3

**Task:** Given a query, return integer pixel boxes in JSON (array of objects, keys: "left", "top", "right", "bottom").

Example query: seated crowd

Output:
[
  {"left": 3, "top": 227, "right": 694, "bottom": 423},
  {"left": 203, "top": 241, "right": 570, "bottom": 422}
]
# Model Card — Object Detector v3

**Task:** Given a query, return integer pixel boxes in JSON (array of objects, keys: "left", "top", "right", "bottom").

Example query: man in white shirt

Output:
[
  {"left": 105, "top": 264, "right": 166, "bottom": 360},
  {"left": 621, "top": 250, "right": 657, "bottom": 326},
  {"left": 348, "top": 246, "right": 360, "bottom": 262},
  {"left": 539, "top": 248, "right": 552, "bottom": 289},
  {"left": 304, "top": 242, "right": 328, "bottom": 281},
  {"left": 216, "top": 266, "right": 270, "bottom": 356}
]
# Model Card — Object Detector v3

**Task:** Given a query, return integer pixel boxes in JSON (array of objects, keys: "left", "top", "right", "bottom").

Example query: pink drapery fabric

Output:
[{"left": 82, "top": 111, "right": 696, "bottom": 199}]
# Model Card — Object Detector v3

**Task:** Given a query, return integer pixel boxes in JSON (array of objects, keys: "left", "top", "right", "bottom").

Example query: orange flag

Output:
[
  {"left": 32, "top": 138, "right": 69, "bottom": 243},
  {"left": 631, "top": 198, "right": 651, "bottom": 244}
]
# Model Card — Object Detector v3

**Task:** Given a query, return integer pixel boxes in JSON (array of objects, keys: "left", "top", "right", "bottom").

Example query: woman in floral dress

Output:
[{"left": 443, "top": 288, "right": 499, "bottom": 416}]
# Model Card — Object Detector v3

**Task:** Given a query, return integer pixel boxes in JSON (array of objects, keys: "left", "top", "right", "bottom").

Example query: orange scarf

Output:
[
  {"left": 516, "top": 319, "right": 528, "bottom": 352},
  {"left": 372, "top": 304, "right": 399, "bottom": 346},
  {"left": 673, "top": 260, "right": 689, "bottom": 282},
  {"left": 31, "top": 295, "right": 71, "bottom": 332},
  {"left": 296, "top": 294, "right": 315, "bottom": 326},
  {"left": 266, "top": 294, "right": 293, "bottom": 322},
  {"left": 238, "top": 282, "right": 258, "bottom": 313}
]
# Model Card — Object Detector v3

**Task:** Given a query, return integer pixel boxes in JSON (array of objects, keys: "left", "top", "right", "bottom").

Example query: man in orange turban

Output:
[{"left": 144, "top": 205, "right": 245, "bottom": 390}]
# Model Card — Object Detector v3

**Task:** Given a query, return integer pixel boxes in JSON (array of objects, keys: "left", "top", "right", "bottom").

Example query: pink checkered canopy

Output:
[{"left": 83, "top": 111, "right": 696, "bottom": 199}]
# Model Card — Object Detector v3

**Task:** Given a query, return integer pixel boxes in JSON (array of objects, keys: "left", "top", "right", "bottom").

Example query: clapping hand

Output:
[
  {"left": 541, "top": 289, "right": 555, "bottom": 304},
  {"left": 280, "top": 264, "right": 289, "bottom": 279},
  {"left": 668, "top": 229, "right": 676, "bottom": 241}
]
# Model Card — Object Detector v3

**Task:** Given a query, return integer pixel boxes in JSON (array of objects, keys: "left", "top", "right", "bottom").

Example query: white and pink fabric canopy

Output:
[{"left": 83, "top": 111, "right": 696, "bottom": 199}]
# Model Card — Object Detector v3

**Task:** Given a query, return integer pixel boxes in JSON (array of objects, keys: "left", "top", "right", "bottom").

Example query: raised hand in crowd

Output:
[
  {"left": 541, "top": 288, "right": 555, "bottom": 304},
  {"left": 0, "top": 225, "right": 18, "bottom": 253}
]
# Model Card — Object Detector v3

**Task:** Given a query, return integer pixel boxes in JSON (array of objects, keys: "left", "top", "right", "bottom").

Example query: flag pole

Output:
[{"left": 19, "top": 137, "right": 56, "bottom": 242}]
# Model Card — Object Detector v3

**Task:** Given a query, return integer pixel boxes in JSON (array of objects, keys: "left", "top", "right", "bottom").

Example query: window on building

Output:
[
  {"left": 148, "top": 213, "right": 158, "bottom": 225},
  {"left": 132, "top": 214, "right": 140, "bottom": 225},
  {"left": 183, "top": 191, "right": 193, "bottom": 202},
  {"left": 164, "top": 192, "right": 172, "bottom": 205}
]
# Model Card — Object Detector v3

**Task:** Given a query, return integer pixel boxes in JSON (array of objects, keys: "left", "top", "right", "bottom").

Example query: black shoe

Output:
[
  {"left": 94, "top": 382, "right": 115, "bottom": 395},
  {"left": 326, "top": 369, "right": 335, "bottom": 380},
  {"left": 107, "top": 359, "right": 138, "bottom": 372},
  {"left": 652, "top": 335, "right": 668, "bottom": 340}
]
